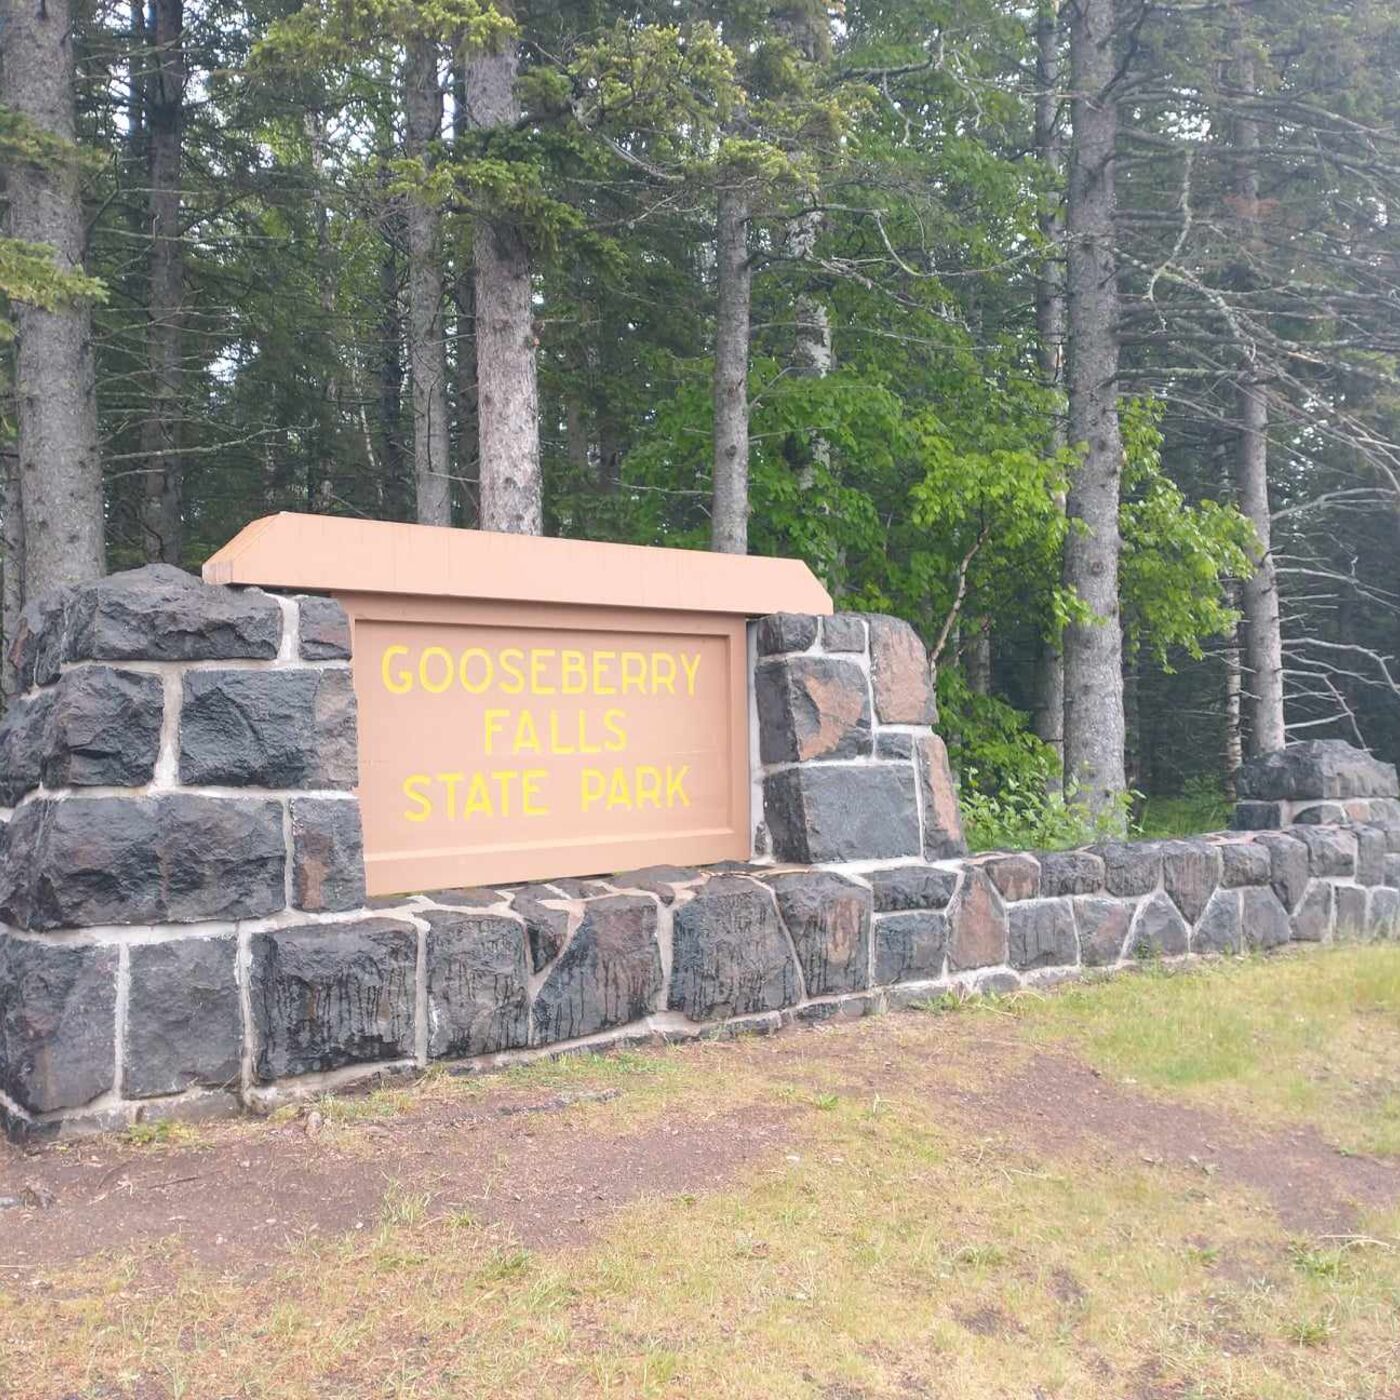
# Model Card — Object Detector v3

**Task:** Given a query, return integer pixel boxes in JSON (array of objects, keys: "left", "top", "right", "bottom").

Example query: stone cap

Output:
[{"left": 1237, "top": 740, "right": 1399, "bottom": 803}]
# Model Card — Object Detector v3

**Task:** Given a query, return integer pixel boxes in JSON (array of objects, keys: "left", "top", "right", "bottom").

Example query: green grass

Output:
[{"left": 1135, "top": 785, "right": 1233, "bottom": 838}]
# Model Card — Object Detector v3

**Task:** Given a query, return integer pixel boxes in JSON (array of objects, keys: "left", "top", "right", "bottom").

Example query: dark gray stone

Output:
[
  {"left": 608, "top": 866, "right": 702, "bottom": 904},
  {"left": 1094, "top": 841, "right": 1161, "bottom": 898},
  {"left": 1008, "top": 898, "right": 1078, "bottom": 970},
  {"left": 1241, "top": 886, "right": 1292, "bottom": 950},
  {"left": 1038, "top": 850, "right": 1105, "bottom": 898},
  {"left": 1386, "top": 854, "right": 1400, "bottom": 889},
  {"left": 669, "top": 877, "right": 800, "bottom": 1021},
  {"left": 981, "top": 853, "right": 1040, "bottom": 902},
  {"left": 296, "top": 595, "right": 351, "bottom": 660},
  {"left": 1287, "top": 825, "right": 1356, "bottom": 879},
  {"left": 290, "top": 798, "right": 366, "bottom": 912},
  {"left": 821, "top": 614, "right": 866, "bottom": 653},
  {"left": 1130, "top": 893, "right": 1190, "bottom": 959},
  {"left": 125, "top": 937, "right": 241, "bottom": 1097},
  {"left": 65, "top": 565, "right": 282, "bottom": 663},
  {"left": 1352, "top": 825, "right": 1387, "bottom": 887},
  {"left": 250, "top": 919, "right": 416, "bottom": 1080},
  {"left": 873, "top": 911, "right": 947, "bottom": 984},
  {"left": 916, "top": 734, "right": 968, "bottom": 859},
  {"left": 866, "top": 864, "right": 958, "bottom": 913},
  {"left": 1218, "top": 841, "right": 1272, "bottom": 888},
  {"left": 764, "top": 764, "right": 920, "bottom": 864},
  {"left": 1232, "top": 801, "right": 1284, "bottom": 831},
  {"left": 865, "top": 615, "right": 936, "bottom": 725},
  {"left": 0, "top": 689, "right": 53, "bottom": 805},
  {"left": 1385, "top": 826, "right": 1400, "bottom": 856},
  {"left": 770, "top": 872, "right": 871, "bottom": 996},
  {"left": 754, "top": 656, "right": 871, "bottom": 764},
  {"left": 422, "top": 887, "right": 508, "bottom": 908},
  {"left": 1237, "top": 740, "right": 1399, "bottom": 803},
  {"left": 1161, "top": 840, "right": 1221, "bottom": 924},
  {"left": 1292, "top": 802, "right": 1347, "bottom": 825},
  {"left": 0, "top": 794, "right": 285, "bottom": 931},
  {"left": 8, "top": 588, "right": 70, "bottom": 690},
  {"left": 1254, "top": 832, "right": 1310, "bottom": 912},
  {"left": 1193, "top": 890, "right": 1243, "bottom": 955},
  {"left": 1290, "top": 881, "right": 1333, "bottom": 944},
  {"left": 1335, "top": 885, "right": 1369, "bottom": 941},
  {"left": 1355, "top": 798, "right": 1400, "bottom": 826},
  {"left": 1369, "top": 887, "right": 1400, "bottom": 940},
  {"left": 41, "top": 667, "right": 163, "bottom": 789},
  {"left": 946, "top": 866, "right": 1008, "bottom": 971},
  {"left": 180, "top": 668, "right": 357, "bottom": 789},
  {"left": 874, "top": 732, "right": 913, "bottom": 761},
  {"left": 0, "top": 937, "right": 117, "bottom": 1112},
  {"left": 756, "top": 613, "right": 818, "bottom": 656},
  {"left": 512, "top": 885, "right": 572, "bottom": 972},
  {"left": 1074, "top": 896, "right": 1134, "bottom": 966},
  {"left": 533, "top": 896, "right": 661, "bottom": 1044},
  {"left": 546, "top": 877, "right": 613, "bottom": 900},
  {"left": 424, "top": 910, "right": 529, "bottom": 1058}
]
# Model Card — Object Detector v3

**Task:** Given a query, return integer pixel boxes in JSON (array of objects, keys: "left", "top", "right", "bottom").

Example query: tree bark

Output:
[
  {"left": 967, "top": 617, "right": 992, "bottom": 696},
  {"left": 711, "top": 183, "right": 751, "bottom": 555},
  {"left": 2, "top": 445, "right": 23, "bottom": 699},
  {"left": 138, "top": 0, "right": 184, "bottom": 562},
  {"left": 2, "top": 0, "right": 106, "bottom": 599},
  {"left": 1231, "top": 33, "right": 1286, "bottom": 754},
  {"left": 465, "top": 17, "right": 542, "bottom": 535},
  {"left": 451, "top": 56, "right": 477, "bottom": 526},
  {"left": 306, "top": 105, "right": 338, "bottom": 513},
  {"left": 403, "top": 36, "right": 453, "bottom": 526},
  {"left": 1033, "top": 0, "right": 1067, "bottom": 775},
  {"left": 1062, "top": 0, "right": 1127, "bottom": 818}
]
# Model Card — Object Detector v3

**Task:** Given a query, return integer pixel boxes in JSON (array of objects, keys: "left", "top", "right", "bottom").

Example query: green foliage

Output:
[{"left": 959, "top": 775, "right": 1137, "bottom": 853}]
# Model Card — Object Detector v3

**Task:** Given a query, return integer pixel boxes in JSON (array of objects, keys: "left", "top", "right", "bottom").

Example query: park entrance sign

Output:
[{"left": 204, "top": 514, "right": 832, "bottom": 893}]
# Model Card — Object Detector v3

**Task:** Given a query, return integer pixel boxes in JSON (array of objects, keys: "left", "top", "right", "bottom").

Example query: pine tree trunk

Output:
[
  {"left": 1231, "top": 36, "right": 1286, "bottom": 754},
  {"left": 3, "top": 0, "right": 106, "bottom": 599},
  {"left": 306, "top": 105, "right": 338, "bottom": 513},
  {"left": 1223, "top": 612, "right": 1243, "bottom": 802},
  {"left": 451, "top": 57, "right": 477, "bottom": 526},
  {"left": 139, "top": 0, "right": 184, "bottom": 562},
  {"left": 404, "top": 36, "right": 453, "bottom": 527},
  {"left": 967, "top": 617, "right": 992, "bottom": 696},
  {"left": 711, "top": 183, "right": 751, "bottom": 555},
  {"left": 1033, "top": 0, "right": 1067, "bottom": 775},
  {"left": 465, "top": 19, "right": 542, "bottom": 536},
  {"left": 375, "top": 163, "right": 410, "bottom": 521},
  {"left": 2, "top": 444, "right": 23, "bottom": 699},
  {"left": 1062, "top": 0, "right": 1127, "bottom": 819}
]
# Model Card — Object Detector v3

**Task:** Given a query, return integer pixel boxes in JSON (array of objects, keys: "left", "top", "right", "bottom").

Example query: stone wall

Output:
[{"left": 2, "top": 566, "right": 1399, "bottom": 1139}]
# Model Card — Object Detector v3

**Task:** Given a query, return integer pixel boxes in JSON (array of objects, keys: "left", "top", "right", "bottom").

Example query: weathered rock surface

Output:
[
  {"left": 424, "top": 911, "right": 529, "bottom": 1058},
  {"left": 1353, "top": 825, "right": 1387, "bottom": 887},
  {"left": 1369, "top": 887, "right": 1400, "bottom": 940},
  {"left": 0, "top": 689, "right": 53, "bottom": 805},
  {"left": 125, "top": 937, "right": 241, "bottom": 1097},
  {"left": 769, "top": 872, "right": 871, "bottom": 996},
  {"left": 608, "top": 866, "right": 701, "bottom": 904},
  {"left": 1008, "top": 898, "right": 1078, "bottom": 970},
  {"left": 1217, "top": 842, "right": 1271, "bottom": 889},
  {"left": 821, "top": 614, "right": 866, "bottom": 653},
  {"left": 764, "top": 763, "right": 920, "bottom": 863},
  {"left": 8, "top": 588, "right": 70, "bottom": 690},
  {"left": 291, "top": 798, "right": 366, "bottom": 912},
  {"left": 1074, "top": 896, "right": 1134, "bottom": 965},
  {"left": 1237, "top": 739, "right": 1399, "bottom": 803},
  {"left": 867, "top": 864, "right": 958, "bottom": 913},
  {"left": 1130, "top": 893, "right": 1190, "bottom": 959},
  {"left": 669, "top": 878, "right": 800, "bottom": 1020},
  {"left": 1232, "top": 801, "right": 1285, "bottom": 831},
  {"left": 1292, "top": 802, "right": 1347, "bottom": 825},
  {"left": 874, "top": 732, "right": 913, "bottom": 760},
  {"left": 0, "top": 937, "right": 117, "bottom": 1112},
  {"left": 873, "top": 911, "right": 947, "bottom": 984},
  {"left": 865, "top": 615, "right": 936, "bottom": 725},
  {"left": 754, "top": 656, "right": 871, "bottom": 764},
  {"left": 250, "top": 919, "right": 416, "bottom": 1080},
  {"left": 1241, "top": 886, "right": 1292, "bottom": 950},
  {"left": 917, "top": 734, "right": 967, "bottom": 859},
  {"left": 1193, "top": 890, "right": 1242, "bottom": 955},
  {"left": 1094, "top": 841, "right": 1161, "bottom": 898},
  {"left": 65, "top": 565, "right": 282, "bottom": 662},
  {"left": 1038, "top": 850, "right": 1106, "bottom": 898},
  {"left": 41, "top": 667, "right": 163, "bottom": 789},
  {"left": 1334, "top": 885, "right": 1369, "bottom": 940},
  {"left": 980, "top": 853, "right": 1040, "bottom": 903},
  {"left": 946, "top": 867, "right": 1008, "bottom": 971},
  {"left": 756, "top": 612, "right": 818, "bottom": 656},
  {"left": 1254, "top": 832, "right": 1310, "bottom": 912},
  {"left": 0, "top": 794, "right": 285, "bottom": 930},
  {"left": 180, "top": 668, "right": 357, "bottom": 788},
  {"left": 296, "top": 595, "right": 351, "bottom": 660},
  {"left": 533, "top": 896, "right": 662, "bottom": 1044},
  {"left": 1288, "top": 826, "right": 1355, "bottom": 879},
  {"left": 1161, "top": 840, "right": 1221, "bottom": 924},
  {"left": 1290, "top": 881, "right": 1333, "bottom": 944},
  {"left": 512, "top": 885, "right": 573, "bottom": 971}
]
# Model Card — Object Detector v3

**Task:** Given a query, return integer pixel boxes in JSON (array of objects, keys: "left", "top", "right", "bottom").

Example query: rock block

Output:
[
  {"left": 1130, "top": 892, "right": 1190, "bottom": 959},
  {"left": 65, "top": 564, "right": 282, "bottom": 663},
  {"left": 290, "top": 798, "right": 366, "bottom": 912},
  {"left": 1292, "top": 802, "right": 1348, "bottom": 825},
  {"left": 250, "top": 919, "right": 416, "bottom": 1080},
  {"left": 1241, "top": 886, "right": 1292, "bottom": 950},
  {"left": 1194, "top": 890, "right": 1243, "bottom": 955},
  {"left": 916, "top": 734, "right": 967, "bottom": 859},
  {"left": 770, "top": 872, "right": 871, "bottom": 996},
  {"left": 8, "top": 588, "right": 70, "bottom": 690},
  {"left": 533, "top": 896, "right": 662, "bottom": 1044},
  {"left": 754, "top": 656, "right": 871, "bottom": 764},
  {"left": 669, "top": 878, "right": 800, "bottom": 1021},
  {"left": 1008, "top": 898, "right": 1078, "bottom": 970},
  {"left": 873, "top": 911, "right": 948, "bottom": 984},
  {"left": 821, "top": 614, "right": 866, "bottom": 653},
  {"left": 41, "top": 667, "right": 163, "bottom": 789},
  {"left": 1334, "top": 885, "right": 1369, "bottom": 941},
  {"left": 512, "top": 885, "right": 573, "bottom": 971},
  {"left": 1352, "top": 825, "right": 1387, "bottom": 887},
  {"left": 1074, "top": 896, "right": 1134, "bottom": 966},
  {"left": 874, "top": 732, "right": 913, "bottom": 761},
  {"left": 0, "top": 937, "right": 117, "bottom": 1113},
  {"left": 1161, "top": 840, "right": 1221, "bottom": 924},
  {"left": 180, "top": 668, "right": 357, "bottom": 789},
  {"left": 1218, "top": 842, "right": 1271, "bottom": 889},
  {"left": 296, "top": 595, "right": 351, "bottom": 660},
  {"left": 981, "top": 853, "right": 1040, "bottom": 903},
  {"left": 947, "top": 866, "right": 1008, "bottom": 972},
  {"left": 125, "top": 937, "right": 241, "bottom": 1097},
  {"left": 608, "top": 866, "right": 702, "bottom": 904},
  {"left": 1038, "top": 850, "right": 1106, "bottom": 898},
  {"left": 1232, "top": 801, "right": 1284, "bottom": 831},
  {"left": 1237, "top": 740, "right": 1399, "bottom": 803},
  {"left": 1287, "top": 826, "right": 1356, "bottom": 879},
  {"left": 1369, "top": 887, "right": 1400, "bottom": 940},
  {"left": 756, "top": 613, "right": 818, "bottom": 656},
  {"left": 424, "top": 910, "right": 530, "bottom": 1058},
  {"left": 1094, "top": 841, "right": 1161, "bottom": 898},
  {"left": 1254, "top": 832, "right": 1310, "bottom": 912},
  {"left": 0, "top": 794, "right": 285, "bottom": 930},
  {"left": 1290, "top": 880, "right": 1333, "bottom": 944},
  {"left": 0, "top": 689, "right": 53, "bottom": 805},
  {"left": 866, "top": 864, "right": 958, "bottom": 913},
  {"left": 764, "top": 764, "right": 920, "bottom": 864},
  {"left": 865, "top": 615, "right": 936, "bottom": 725},
  {"left": 1386, "top": 854, "right": 1400, "bottom": 889}
]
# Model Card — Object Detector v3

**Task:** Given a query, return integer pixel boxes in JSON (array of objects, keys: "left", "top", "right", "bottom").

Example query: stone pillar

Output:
[
  {"left": 1232, "top": 740, "right": 1400, "bottom": 831},
  {"left": 753, "top": 612, "right": 966, "bottom": 864},
  {"left": 0, "top": 565, "right": 365, "bottom": 1132}
]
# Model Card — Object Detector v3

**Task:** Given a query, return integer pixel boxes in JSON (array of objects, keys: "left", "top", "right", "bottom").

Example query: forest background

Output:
[{"left": 3, "top": 0, "right": 1398, "bottom": 847}]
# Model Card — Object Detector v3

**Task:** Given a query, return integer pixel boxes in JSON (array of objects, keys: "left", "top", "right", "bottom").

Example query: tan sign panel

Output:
[{"left": 205, "top": 516, "right": 831, "bottom": 893}]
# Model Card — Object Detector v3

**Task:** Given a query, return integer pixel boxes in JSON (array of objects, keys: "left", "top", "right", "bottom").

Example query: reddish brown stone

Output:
[
  {"left": 947, "top": 867, "right": 1008, "bottom": 971},
  {"left": 917, "top": 733, "right": 967, "bottom": 858},
  {"left": 754, "top": 656, "right": 871, "bottom": 764},
  {"left": 980, "top": 853, "right": 1039, "bottom": 902},
  {"left": 867, "top": 615, "right": 936, "bottom": 725}
]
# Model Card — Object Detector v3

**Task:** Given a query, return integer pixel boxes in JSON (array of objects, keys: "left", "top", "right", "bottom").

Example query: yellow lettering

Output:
[
  {"left": 667, "top": 764, "right": 690, "bottom": 808},
  {"left": 499, "top": 648, "right": 526, "bottom": 695},
  {"left": 548, "top": 708, "right": 575, "bottom": 756},
  {"left": 523, "top": 769, "right": 547, "bottom": 816},
  {"left": 402, "top": 773, "right": 432, "bottom": 822},
  {"left": 513, "top": 709, "right": 540, "bottom": 754},
  {"left": 561, "top": 650, "right": 588, "bottom": 696},
  {"left": 530, "top": 649, "right": 557, "bottom": 696},
  {"left": 603, "top": 708, "right": 627, "bottom": 752},
  {"left": 580, "top": 768, "right": 605, "bottom": 811},
  {"left": 607, "top": 766, "right": 633, "bottom": 811},
  {"left": 419, "top": 646, "right": 453, "bottom": 694},
  {"left": 463, "top": 772, "right": 493, "bottom": 818},
  {"left": 680, "top": 652, "right": 701, "bottom": 697},
  {"left": 620, "top": 651, "right": 647, "bottom": 695},
  {"left": 484, "top": 709, "right": 509, "bottom": 755},
  {"left": 382, "top": 645, "right": 413, "bottom": 695},
  {"left": 492, "top": 769, "right": 518, "bottom": 817},
  {"left": 652, "top": 653, "right": 677, "bottom": 695},
  {"left": 436, "top": 771, "right": 465, "bottom": 820},
  {"left": 459, "top": 647, "right": 492, "bottom": 694},
  {"left": 577, "top": 710, "right": 601, "bottom": 756},
  {"left": 592, "top": 650, "right": 617, "bottom": 695},
  {"left": 636, "top": 765, "right": 662, "bottom": 809}
]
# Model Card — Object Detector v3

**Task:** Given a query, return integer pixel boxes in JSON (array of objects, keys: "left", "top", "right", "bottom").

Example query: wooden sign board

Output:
[{"left": 205, "top": 514, "right": 831, "bottom": 894}]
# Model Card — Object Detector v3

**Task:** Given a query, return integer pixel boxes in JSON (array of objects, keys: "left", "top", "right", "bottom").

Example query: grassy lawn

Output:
[{"left": 3, "top": 946, "right": 1399, "bottom": 1399}]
